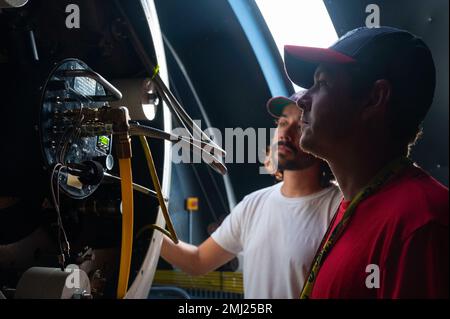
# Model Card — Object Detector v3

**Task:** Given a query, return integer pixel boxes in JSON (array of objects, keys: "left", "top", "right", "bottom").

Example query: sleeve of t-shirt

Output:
[
  {"left": 380, "top": 222, "right": 449, "bottom": 299},
  {"left": 210, "top": 199, "right": 248, "bottom": 255}
]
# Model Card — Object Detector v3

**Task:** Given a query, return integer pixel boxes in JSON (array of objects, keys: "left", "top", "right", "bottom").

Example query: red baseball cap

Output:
[{"left": 284, "top": 26, "right": 435, "bottom": 96}]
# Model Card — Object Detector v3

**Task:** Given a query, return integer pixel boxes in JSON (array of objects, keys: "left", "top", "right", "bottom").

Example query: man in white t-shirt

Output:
[{"left": 160, "top": 91, "right": 342, "bottom": 298}]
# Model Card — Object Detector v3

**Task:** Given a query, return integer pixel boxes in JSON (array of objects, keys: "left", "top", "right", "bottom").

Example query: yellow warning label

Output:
[{"left": 186, "top": 197, "right": 199, "bottom": 211}]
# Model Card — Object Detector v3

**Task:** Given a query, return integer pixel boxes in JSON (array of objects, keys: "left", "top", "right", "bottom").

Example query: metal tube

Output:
[
  {"left": 57, "top": 69, "right": 123, "bottom": 101},
  {"left": 188, "top": 210, "right": 193, "bottom": 244},
  {"left": 129, "top": 124, "right": 227, "bottom": 175},
  {"left": 29, "top": 30, "right": 39, "bottom": 61}
]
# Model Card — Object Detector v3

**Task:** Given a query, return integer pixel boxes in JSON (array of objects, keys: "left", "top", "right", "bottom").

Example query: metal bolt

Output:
[{"left": 81, "top": 292, "right": 93, "bottom": 299}]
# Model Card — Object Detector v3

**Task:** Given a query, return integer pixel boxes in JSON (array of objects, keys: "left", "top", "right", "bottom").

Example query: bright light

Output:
[
  {"left": 255, "top": 0, "right": 338, "bottom": 89},
  {"left": 142, "top": 104, "right": 157, "bottom": 121}
]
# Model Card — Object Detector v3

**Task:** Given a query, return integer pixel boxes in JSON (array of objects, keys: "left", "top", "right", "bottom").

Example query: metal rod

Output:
[
  {"left": 103, "top": 172, "right": 167, "bottom": 201},
  {"left": 57, "top": 69, "right": 123, "bottom": 101},
  {"left": 29, "top": 30, "right": 39, "bottom": 61},
  {"left": 188, "top": 210, "right": 193, "bottom": 244},
  {"left": 129, "top": 124, "right": 227, "bottom": 175}
]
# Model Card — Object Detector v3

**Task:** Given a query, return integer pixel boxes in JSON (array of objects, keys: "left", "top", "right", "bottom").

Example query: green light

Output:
[{"left": 98, "top": 136, "right": 109, "bottom": 147}]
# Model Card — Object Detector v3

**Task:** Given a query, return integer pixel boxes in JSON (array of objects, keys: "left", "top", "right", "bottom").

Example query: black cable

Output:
[
  {"left": 205, "top": 165, "right": 229, "bottom": 215},
  {"left": 50, "top": 163, "right": 70, "bottom": 270},
  {"left": 112, "top": 0, "right": 225, "bottom": 158}
]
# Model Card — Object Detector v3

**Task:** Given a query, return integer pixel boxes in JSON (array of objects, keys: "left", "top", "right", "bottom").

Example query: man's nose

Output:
[
  {"left": 277, "top": 129, "right": 292, "bottom": 142},
  {"left": 297, "top": 92, "right": 311, "bottom": 111},
  {"left": 278, "top": 124, "right": 298, "bottom": 142}
]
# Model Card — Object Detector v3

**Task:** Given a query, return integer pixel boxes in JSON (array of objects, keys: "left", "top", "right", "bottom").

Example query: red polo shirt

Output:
[{"left": 311, "top": 165, "right": 449, "bottom": 299}]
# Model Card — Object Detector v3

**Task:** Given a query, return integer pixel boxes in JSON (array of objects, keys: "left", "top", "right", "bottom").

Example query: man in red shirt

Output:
[{"left": 284, "top": 26, "right": 448, "bottom": 298}]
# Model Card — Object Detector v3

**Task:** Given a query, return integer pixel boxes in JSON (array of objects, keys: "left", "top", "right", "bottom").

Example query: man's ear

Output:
[{"left": 362, "top": 79, "right": 392, "bottom": 120}]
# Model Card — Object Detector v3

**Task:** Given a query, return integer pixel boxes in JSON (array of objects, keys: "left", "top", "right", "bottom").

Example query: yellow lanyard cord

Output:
[{"left": 300, "top": 157, "right": 413, "bottom": 299}]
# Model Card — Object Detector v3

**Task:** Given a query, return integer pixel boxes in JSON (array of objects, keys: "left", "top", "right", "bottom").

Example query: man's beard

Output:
[{"left": 271, "top": 141, "right": 317, "bottom": 171}]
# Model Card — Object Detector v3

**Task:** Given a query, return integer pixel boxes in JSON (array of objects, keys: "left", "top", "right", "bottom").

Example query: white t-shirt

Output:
[{"left": 211, "top": 182, "right": 342, "bottom": 299}]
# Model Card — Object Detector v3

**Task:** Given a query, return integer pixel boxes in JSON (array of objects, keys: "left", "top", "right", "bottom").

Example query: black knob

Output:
[{"left": 78, "top": 160, "right": 104, "bottom": 185}]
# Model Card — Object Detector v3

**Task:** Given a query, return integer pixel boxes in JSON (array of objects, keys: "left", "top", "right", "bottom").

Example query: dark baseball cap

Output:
[
  {"left": 266, "top": 90, "right": 306, "bottom": 118},
  {"left": 284, "top": 27, "right": 436, "bottom": 107}
]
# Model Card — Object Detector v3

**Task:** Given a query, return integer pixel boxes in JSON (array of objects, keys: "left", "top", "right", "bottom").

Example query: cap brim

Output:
[
  {"left": 284, "top": 45, "right": 356, "bottom": 88},
  {"left": 266, "top": 96, "right": 297, "bottom": 118}
]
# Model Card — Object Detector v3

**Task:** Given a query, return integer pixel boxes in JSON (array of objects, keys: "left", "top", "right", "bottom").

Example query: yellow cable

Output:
[
  {"left": 117, "top": 158, "right": 134, "bottom": 299},
  {"left": 139, "top": 135, "right": 178, "bottom": 244}
]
